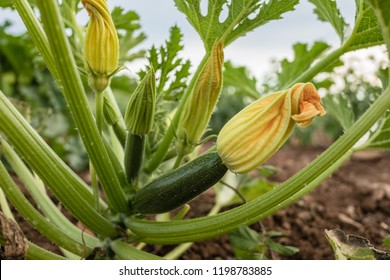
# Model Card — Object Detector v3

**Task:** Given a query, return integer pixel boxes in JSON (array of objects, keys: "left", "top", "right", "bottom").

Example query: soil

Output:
[{"left": 3, "top": 146, "right": 390, "bottom": 260}]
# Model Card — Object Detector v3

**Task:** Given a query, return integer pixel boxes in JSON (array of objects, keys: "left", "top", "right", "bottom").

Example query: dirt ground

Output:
[
  {"left": 149, "top": 146, "right": 390, "bottom": 260},
  {"left": 5, "top": 146, "right": 390, "bottom": 260}
]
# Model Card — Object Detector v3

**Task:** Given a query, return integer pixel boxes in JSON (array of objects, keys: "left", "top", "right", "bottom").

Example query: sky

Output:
[{"left": 0, "top": 0, "right": 387, "bottom": 81}]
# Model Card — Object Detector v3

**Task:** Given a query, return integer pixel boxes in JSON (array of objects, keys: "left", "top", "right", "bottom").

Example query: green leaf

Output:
[
  {"left": 277, "top": 41, "right": 331, "bottom": 89},
  {"left": 365, "top": 0, "right": 390, "bottom": 53},
  {"left": 309, "top": 0, "right": 347, "bottom": 42},
  {"left": 228, "top": 178, "right": 275, "bottom": 205},
  {"left": 229, "top": 226, "right": 260, "bottom": 251},
  {"left": 325, "top": 229, "right": 390, "bottom": 260},
  {"left": 322, "top": 94, "right": 355, "bottom": 130},
  {"left": 266, "top": 239, "right": 299, "bottom": 256},
  {"left": 111, "top": 7, "right": 147, "bottom": 62},
  {"left": 140, "top": 25, "right": 191, "bottom": 101},
  {"left": 345, "top": 0, "right": 384, "bottom": 51},
  {"left": 174, "top": 0, "right": 298, "bottom": 51},
  {"left": 365, "top": 109, "right": 390, "bottom": 150},
  {"left": 223, "top": 61, "right": 259, "bottom": 99}
]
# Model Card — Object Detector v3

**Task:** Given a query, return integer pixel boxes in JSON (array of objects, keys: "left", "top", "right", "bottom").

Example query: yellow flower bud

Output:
[
  {"left": 216, "top": 83, "right": 326, "bottom": 173},
  {"left": 82, "top": 0, "right": 119, "bottom": 92},
  {"left": 176, "top": 42, "right": 224, "bottom": 155},
  {"left": 124, "top": 67, "right": 156, "bottom": 135}
]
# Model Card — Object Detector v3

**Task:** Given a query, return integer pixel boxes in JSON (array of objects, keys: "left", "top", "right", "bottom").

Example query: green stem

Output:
[
  {"left": 145, "top": 55, "right": 210, "bottom": 173},
  {"left": 12, "top": 0, "right": 61, "bottom": 88},
  {"left": 96, "top": 91, "right": 105, "bottom": 134},
  {"left": 173, "top": 153, "right": 184, "bottom": 169},
  {"left": 126, "top": 86, "right": 390, "bottom": 244},
  {"left": 1, "top": 139, "right": 100, "bottom": 248},
  {"left": 0, "top": 187, "right": 14, "bottom": 221},
  {"left": 110, "top": 240, "right": 163, "bottom": 260},
  {"left": 36, "top": 0, "right": 127, "bottom": 213},
  {"left": 0, "top": 161, "right": 97, "bottom": 256},
  {"left": 0, "top": 91, "right": 116, "bottom": 237},
  {"left": 90, "top": 164, "right": 100, "bottom": 212},
  {"left": 91, "top": 90, "right": 105, "bottom": 212},
  {"left": 25, "top": 242, "right": 67, "bottom": 260}
]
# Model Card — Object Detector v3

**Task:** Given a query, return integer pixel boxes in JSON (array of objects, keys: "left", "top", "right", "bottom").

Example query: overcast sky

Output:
[{"left": 0, "top": 0, "right": 385, "bottom": 80}]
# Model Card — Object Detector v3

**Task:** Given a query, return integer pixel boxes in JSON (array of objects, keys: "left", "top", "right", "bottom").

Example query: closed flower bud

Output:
[
  {"left": 216, "top": 83, "right": 326, "bottom": 173},
  {"left": 124, "top": 67, "right": 156, "bottom": 135},
  {"left": 176, "top": 42, "right": 224, "bottom": 155},
  {"left": 82, "top": 0, "right": 119, "bottom": 92}
]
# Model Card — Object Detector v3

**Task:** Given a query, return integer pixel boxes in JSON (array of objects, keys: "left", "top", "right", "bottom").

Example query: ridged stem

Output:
[{"left": 36, "top": 0, "right": 127, "bottom": 213}]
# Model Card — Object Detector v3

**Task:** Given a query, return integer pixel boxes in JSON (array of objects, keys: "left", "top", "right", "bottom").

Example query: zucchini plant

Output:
[{"left": 0, "top": 0, "right": 389, "bottom": 260}]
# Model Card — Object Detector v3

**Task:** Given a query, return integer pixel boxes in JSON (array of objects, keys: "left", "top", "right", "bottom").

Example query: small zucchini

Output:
[{"left": 132, "top": 152, "right": 227, "bottom": 214}]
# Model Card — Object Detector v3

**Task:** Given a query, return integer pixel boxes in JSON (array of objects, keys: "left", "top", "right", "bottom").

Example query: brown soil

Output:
[{"left": 3, "top": 146, "right": 390, "bottom": 260}]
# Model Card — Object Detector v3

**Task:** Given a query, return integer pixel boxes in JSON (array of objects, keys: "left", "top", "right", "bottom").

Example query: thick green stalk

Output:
[
  {"left": 12, "top": 0, "right": 61, "bottom": 87},
  {"left": 25, "top": 243, "right": 67, "bottom": 260},
  {"left": 0, "top": 187, "right": 14, "bottom": 220},
  {"left": 1, "top": 139, "right": 100, "bottom": 248},
  {"left": 110, "top": 240, "right": 163, "bottom": 260},
  {"left": 0, "top": 91, "right": 116, "bottom": 237},
  {"left": 126, "top": 86, "right": 390, "bottom": 244},
  {"left": 0, "top": 161, "right": 96, "bottom": 256},
  {"left": 36, "top": 0, "right": 127, "bottom": 213}
]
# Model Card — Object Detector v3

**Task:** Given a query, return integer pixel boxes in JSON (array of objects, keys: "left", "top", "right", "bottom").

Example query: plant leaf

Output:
[
  {"left": 223, "top": 61, "right": 259, "bottom": 99},
  {"left": 325, "top": 229, "right": 390, "bottom": 260},
  {"left": 322, "top": 93, "right": 355, "bottom": 130},
  {"left": 365, "top": 0, "right": 390, "bottom": 52},
  {"left": 174, "top": 0, "right": 298, "bottom": 51},
  {"left": 345, "top": 0, "right": 384, "bottom": 51},
  {"left": 277, "top": 41, "right": 331, "bottom": 89},
  {"left": 140, "top": 25, "right": 191, "bottom": 101},
  {"left": 111, "top": 7, "right": 147, "bottom": 62},
  {"left": 266, "top": 239, "right": 299, "bottom": 256},
  {"left": 309, "top": 0, "right": 347, "bottom": 42},
  {"left": 229, "top": 225, "right": 260, "bottom": 251}
]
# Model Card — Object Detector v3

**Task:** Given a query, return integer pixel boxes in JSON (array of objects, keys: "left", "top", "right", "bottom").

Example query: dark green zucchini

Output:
[{"left": 132, "top": 152, "right": 227, "bottom": 214}]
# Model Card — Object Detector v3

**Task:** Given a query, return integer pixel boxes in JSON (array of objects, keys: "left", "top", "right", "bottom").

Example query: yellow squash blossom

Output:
[
  {"left": 216, "top": 83, "right": 326, "bottom": 173},
  {"left": 176, "top": 42, "right": 224, "bottom": 155},
  {"left": 82, "top": 0, "right": 119, "bottom": 92}
]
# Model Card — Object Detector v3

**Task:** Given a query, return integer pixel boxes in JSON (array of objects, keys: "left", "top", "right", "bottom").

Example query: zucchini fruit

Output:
[{"left": 132, "top": 152, "right": 228, "bottom": 214}]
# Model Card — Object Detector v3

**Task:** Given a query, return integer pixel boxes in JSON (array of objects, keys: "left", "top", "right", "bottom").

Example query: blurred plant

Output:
[{"left": 229, "top": 226, "right": 299, "bottom": 260}]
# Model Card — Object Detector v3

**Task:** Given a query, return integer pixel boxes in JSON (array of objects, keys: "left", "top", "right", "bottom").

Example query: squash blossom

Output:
[
  {"left": 82, "top": 0, "right": 119, "bottom": 92},
  {"left": 216, "top": 83, "right": 326, "bottom": 173},
  {"left": 176, "top": 42, "right": 224, "bottom": 155}
]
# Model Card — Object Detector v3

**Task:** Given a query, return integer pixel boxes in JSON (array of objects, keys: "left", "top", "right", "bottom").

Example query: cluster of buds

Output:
[
  {"left": 217, "top": 83, "right": 326, "bottom": 173},
  {"left": 176, "top": 42, "right": 224, "bottom": 155},
  {"left": 82, "top": 0, "right": 119, "bottom": 92}
]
